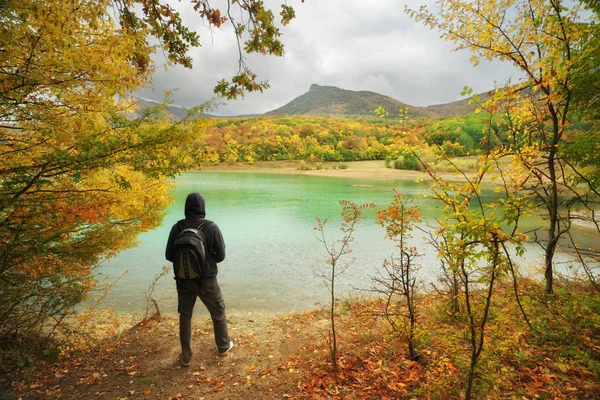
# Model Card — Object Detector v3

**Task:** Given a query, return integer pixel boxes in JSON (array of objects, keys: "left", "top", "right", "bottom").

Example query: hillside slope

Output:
[{"left": 265, "top": 84, "right": 491, "bottom": 119}]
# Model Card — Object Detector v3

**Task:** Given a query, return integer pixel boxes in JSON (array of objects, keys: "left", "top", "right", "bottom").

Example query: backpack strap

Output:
[
  {"left": 177, "top": 219, "right": 212, "bottom": 233},
  {"left": 196, "top": 220, "right": 213, "bottom": 233}
]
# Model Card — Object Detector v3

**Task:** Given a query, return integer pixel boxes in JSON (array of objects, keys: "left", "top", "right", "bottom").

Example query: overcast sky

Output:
[{"left": 138, "top": 0, "right": 522, "bottom": 116}]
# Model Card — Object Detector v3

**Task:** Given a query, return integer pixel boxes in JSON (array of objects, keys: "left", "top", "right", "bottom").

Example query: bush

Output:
[
  {"left": 339, "top": 163, "right": 348, "bottom": 169},
  {"left": 434, "top": 157, "right": 478, "bottom": 173},
  {"left": 298, "top": 160, "right": 311, "bottom": 170},
  {"left": 415, "top": 148, "right": 437, "bottom": 165},
  {"left": 458, "top": 133, "right": 475, "bottom": 153},
  {"left": 316, "top": 162, "right": 324, "bottom": 170},
  {"left": 393, "top": 158, "right": 403, "bottom": 169},
  {"left": 403, "top": 153, "right": 421, "bottom": 171}
]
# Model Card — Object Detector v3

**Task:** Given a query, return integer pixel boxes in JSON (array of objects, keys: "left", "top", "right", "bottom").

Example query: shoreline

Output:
[
  {"left": 197, "top": 159, "right": 481, "bottom": 183},
  {"left": 197, "top": 161, "right": 600, "bottom": 231}
]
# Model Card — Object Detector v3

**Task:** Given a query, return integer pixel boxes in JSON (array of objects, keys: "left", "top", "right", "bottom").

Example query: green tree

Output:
[{"left": 572, "top": 0, "right": 600, "bottom": 119}]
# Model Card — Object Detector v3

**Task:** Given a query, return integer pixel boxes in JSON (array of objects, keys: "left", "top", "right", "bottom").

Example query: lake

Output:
[{"left": 99, "top": 171, "right": 595, "bottom": 317}]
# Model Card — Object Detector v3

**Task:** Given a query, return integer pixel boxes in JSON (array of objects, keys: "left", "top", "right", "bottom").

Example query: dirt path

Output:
[{"left": 13, "top": 312, "right": 327, "bottom": 400}]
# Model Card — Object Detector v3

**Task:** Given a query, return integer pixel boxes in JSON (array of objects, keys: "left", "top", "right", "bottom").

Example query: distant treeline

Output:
[{"left": 184, "top": 113, "right": 513, "bottom": 164}]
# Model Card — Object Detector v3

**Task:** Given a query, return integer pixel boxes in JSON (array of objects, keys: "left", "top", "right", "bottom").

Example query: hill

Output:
[
  {"left": 128, "top": 97, "right": 188, "bottom": 120},
  {"left": 128, "top": 85, "right": 494, "bottom": 121},
  {"left": 423, "top": 93, "right": 493, "bottom": 118},
  {"left": 128, "top": 97, "right": 223, "bottom": 120},
  {"left": 265, "top": 84, "right": 491, "bottom": 119},
  {"left": 265, "top": 84, "right": 427, "bottom": 118}
]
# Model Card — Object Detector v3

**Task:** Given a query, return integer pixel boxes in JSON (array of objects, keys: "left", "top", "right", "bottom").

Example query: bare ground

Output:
[
  {"left": 6, "top": 311, "right": 328, "bottom": 400},
  {"left": 198, "top": 160, "right": 465, "bottom": 182}
]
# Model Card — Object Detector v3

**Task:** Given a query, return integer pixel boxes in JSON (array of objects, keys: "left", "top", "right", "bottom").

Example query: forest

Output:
[
  {"left": 182, "top": 112, "right": 490, "bottom": 165},
  {"left": 1, "top": 0, "right": 599, "bottom": 399}
]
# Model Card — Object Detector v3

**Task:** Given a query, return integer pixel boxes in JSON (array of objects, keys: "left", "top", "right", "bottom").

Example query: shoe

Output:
[
  {"left": 179, "top": 353, "right": 192, "bottom": 367},
  {"left": 219, "top": 341, "right": 234, "bottom": 356}
]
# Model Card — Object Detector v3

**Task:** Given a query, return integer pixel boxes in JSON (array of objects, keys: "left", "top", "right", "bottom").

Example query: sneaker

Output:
[
  {"left": 179, "top": 353, "right": 192, "bottom": 367},
  {"left": 219, "top": 341, "right": 234, "bottom": 356}
]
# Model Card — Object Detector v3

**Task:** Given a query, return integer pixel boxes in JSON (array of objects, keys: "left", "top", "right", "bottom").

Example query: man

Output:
[{"left": 165, "top": 192, "right": 233, "bottom": 367}]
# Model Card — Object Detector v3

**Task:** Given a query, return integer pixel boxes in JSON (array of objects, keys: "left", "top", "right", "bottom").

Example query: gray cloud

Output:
[{"left": 138, "top": 0, "right": 522, "bottom": 116}]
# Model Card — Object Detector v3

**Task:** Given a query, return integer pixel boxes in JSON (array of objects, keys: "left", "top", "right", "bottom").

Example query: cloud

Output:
[{"left": 137, "top": 0, "right": 521, "bottom": 116}]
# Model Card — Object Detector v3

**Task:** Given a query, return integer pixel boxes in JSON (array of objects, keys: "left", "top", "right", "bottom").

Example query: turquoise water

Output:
[{"left": 99, "top": 172, "right": 597, "bottom": 316}]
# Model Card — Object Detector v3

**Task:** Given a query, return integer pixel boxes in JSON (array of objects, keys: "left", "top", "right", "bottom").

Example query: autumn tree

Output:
[
  {"left": 421, "top": 154, "right": 529, "bottom": 399},
  {"left": 315, "top": 201, "right": 373, "bottom": 374},
  {"left": 0, "top": 0, "right": 296, "bottom": 339},
  {"left": 373, "top": 193, "right": 422, "bottom": 360},
  {"left": 110, "top": 0, "right": 296, "bottom": 98},
  {"left": 408, "top": 0, "right": 599, "bottom": 294}
]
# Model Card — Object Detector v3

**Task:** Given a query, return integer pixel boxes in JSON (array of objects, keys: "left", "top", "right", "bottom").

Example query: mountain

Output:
[
  {"left": 129, "top": 85, "right": 493, "bottom": 120},
  {"left": 127, "top": 97, "right": 188, "bottom": 120},
  {"left": 265, "top": 84, "right": 423, "bottom": 118},
  {"left": 265, "top": 84, "right": 491, "bottom": 119},
  {"left": 423, "top": 93, "right": 493, "bottom": 118},
  {"left": 127, "top": 97, "right": 223, "bottom": 120}
]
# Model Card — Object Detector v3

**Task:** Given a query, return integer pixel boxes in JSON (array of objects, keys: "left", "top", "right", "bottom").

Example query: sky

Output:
[{"left": 138, "top": 0, "right": 522, "bottom": 116}]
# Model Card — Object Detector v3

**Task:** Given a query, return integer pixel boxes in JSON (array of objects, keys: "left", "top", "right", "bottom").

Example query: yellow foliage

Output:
[{"left": 0, "top": 0, "right": 194, "bottom": 337}]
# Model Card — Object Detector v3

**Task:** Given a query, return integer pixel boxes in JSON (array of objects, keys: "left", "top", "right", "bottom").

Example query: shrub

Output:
[
  {"left": 403, "top": 153, "right": 421, "bottom": 171},
  {"left": 298, "top": 160, "right": 311, "bottom": 170},
  {"left": 415, "top": 148, "right": 437, "bottom": 165},
  {"left": 434, "top": 157, "right": 478, "bottom": 173},
  {"left": 316, "top": 162, "right": 324, "bottom": 170},
  {"left": 339, "top": 163, "right": 348, "bottom": 169},
  {"left": 393, "top": 158, "right": 403, "bottom": 169},
  {"left": 458, "top": 133, "right": 475, "bottom": 153}
]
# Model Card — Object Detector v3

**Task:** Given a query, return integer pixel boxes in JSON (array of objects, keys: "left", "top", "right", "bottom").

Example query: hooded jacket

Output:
[{"left": 165, "top": 192, "right": 226, "bottom": 278}]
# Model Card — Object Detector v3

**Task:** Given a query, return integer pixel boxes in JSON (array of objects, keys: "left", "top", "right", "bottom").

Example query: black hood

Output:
[{"left": 184, "top": 192, "right": 206, "bottom": 219}]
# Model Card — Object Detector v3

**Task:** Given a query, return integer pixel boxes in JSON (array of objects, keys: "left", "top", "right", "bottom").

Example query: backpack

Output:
[{"left": 173, "top": 219, "right": 212, "bottom": 279}]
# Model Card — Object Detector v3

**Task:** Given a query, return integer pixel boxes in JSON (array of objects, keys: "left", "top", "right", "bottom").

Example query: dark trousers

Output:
[{"left": 177, "top": 278, "right": 230, "bottom": 358}]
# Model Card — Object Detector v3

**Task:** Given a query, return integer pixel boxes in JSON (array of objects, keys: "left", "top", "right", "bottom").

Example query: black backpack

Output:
[{"left": 173, "top": 219, "right": 212, "bottom": 279}]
